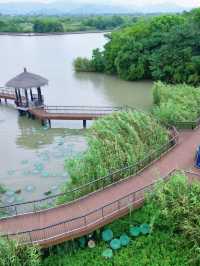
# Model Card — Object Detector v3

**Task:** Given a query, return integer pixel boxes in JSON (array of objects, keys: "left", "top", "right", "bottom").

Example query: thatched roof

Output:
[{"left": 6, "top": 68, "right": 48, "bottom": 89}]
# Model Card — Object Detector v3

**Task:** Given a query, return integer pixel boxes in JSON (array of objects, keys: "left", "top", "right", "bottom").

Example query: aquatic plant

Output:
[
  {"left": 102, "top": 229, "right": 113, "bottom": 242},
  {"left": 102, "top": 248, "right": 113, "bottom": 259},
  {"left": 140, "top": 224, "right": 150, "bottom": 235},
  {"left": 119, "top": 234, "right": 130, "bottom": 246},
  {"left": 110, "top": 239, "right": 121, "bottom": 250},
  {"left": 129, "top": 226, "right": 140, "bottom": 237},
  {"left": 59, "top": 111, "right": 169, "bottom": 204}
]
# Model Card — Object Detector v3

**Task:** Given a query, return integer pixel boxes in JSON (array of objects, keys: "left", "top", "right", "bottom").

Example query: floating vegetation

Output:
[
  {"left": 129, "top": 226, "right": 140, "bottom": 237},
  {"left": 21, "top": 160, "right": 29, "bottom": 165},
  {"left": 102, "top": 229, "right": 113, "bottom": 242},
  {"left": 110, "top": 239, "right": 121, "bottom": 250},
  {"left": 25, "top": 185, "right": 36, "bottom": 193},
  {"left": 119, "top": 234, "right": 130, "bottom": 246},
  {"left": 140, "top": 223, "right": 150, "bottom": 235},
  {"left": 102, "top": 248, "right": 113, "bottom": 259}
]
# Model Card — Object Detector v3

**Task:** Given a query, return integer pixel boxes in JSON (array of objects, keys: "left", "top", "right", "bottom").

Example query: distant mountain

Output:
[{"left": 0, "top": 1, "right": 194, "bottom": 15}]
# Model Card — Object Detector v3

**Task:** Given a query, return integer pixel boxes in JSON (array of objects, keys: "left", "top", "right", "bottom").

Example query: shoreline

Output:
[{"left": 0, "top": 30, "right": 112, "bottom": 37}]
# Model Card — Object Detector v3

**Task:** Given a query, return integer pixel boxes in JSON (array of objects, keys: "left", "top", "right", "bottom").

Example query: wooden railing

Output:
[
  {"left": 44, "top": 105, "right": 127, "bottom": 115},
  {"left": 0, "top": 127, "right": 179, "bottom": 218},
  {"left": 0, "top": 87, "right": 15, "bottom": 96},
  {"left": 1, "top": 169, "right": 177, "bottom": 245}
]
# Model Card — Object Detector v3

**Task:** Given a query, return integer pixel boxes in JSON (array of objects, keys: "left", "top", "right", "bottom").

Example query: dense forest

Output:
[
  {"left": 75, "top": 8, "right": 200, "bottom": 85},
  {"left": 0, "top": 15, "right": 138, "bottom": 33}
]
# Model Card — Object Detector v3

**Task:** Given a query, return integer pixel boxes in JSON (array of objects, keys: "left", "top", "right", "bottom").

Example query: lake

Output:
[{"left": 0, "top": 33, "right": 153, "bottom": 203}]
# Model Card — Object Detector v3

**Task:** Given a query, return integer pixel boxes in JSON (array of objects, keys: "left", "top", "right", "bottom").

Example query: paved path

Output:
[{"left": 0, "top": 129, "right": 199, "bottom": 246}]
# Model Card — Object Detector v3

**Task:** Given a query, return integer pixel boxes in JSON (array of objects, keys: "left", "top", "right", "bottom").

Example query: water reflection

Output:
[
  {"left": 17, "top": 115, "right": 85, "bottom": 150},
  {"left": 74, "top": 72, "right": 153, "bottom": 110}
]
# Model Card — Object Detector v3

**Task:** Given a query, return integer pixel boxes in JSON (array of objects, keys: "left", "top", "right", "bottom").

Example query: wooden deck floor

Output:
[
  {"left": 0, "top": 129, "right": 200, "bottom": 247},
  {"left": 29, "top": 108, "right": 108, "bottom": 121}
]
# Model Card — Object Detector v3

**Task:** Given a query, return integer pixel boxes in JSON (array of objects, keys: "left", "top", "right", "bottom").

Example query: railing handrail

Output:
[
  {"left": 0, "top": 127, "right": 179, "bottom": 217},
  {"left": 1, "top": 168, "right": 177, "bottom": 238},
  {"left": 0, "top": 87, "right": 15, "bottom": 95}
]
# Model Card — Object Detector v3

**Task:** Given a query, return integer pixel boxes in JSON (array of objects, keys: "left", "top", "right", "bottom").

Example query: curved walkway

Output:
[{"left": 0, "top": 129, "right": 200, "bottom": 247}]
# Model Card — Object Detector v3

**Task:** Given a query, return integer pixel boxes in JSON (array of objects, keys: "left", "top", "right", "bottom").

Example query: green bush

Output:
[
  {"left": 0, "top": 238, "right": 40, "bottom": 266},
  {"left": 74, "top": 57, "right": 95, "bottom": 72},
  {"left": 152, "top": 81, "right": 200, "bottom": 126}
]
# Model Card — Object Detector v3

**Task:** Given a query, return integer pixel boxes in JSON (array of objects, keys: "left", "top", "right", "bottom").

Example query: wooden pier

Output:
[{"left": 0, "top": 87, "right": 123, "bottom": 128}]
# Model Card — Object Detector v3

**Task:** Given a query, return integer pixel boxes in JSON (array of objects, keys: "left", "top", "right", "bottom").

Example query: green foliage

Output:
[
  {"left": 102, "top": 229, "right": 113, "bottom": 242},
  {"left": 74, "top": 57, "right": 95, "bottom": 72},
  {"left": 58, "top": 111, "right": 169, "bottom": 204},
  {"left": 146, "top": 172, "right": 200, "bottom": 264},
  {"left": 43, "top": 172, "right": 200, "bottom": 266},
  {"left": 75, "top": 9, "right": 200, "bottom": 85},
  {"left": 152, "top": 81, "right": 200, "bottom": 125},
  {"left": 0, "top": 238, "right": 40, "bottom": 266},
  {"left": 33, "top": 19, "right": 64, "bottom": 33},
  {"left": 0, "top": 14, "right": 138, "bottom": 33}
]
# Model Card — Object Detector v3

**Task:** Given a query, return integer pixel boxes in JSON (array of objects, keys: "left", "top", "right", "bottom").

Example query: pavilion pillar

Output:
[
  {"left": 18, "top": 89, "right": 22, "bottom": 106},
  {"left": 83, "top": 120, "right": 87, "bottom": 129},
  {"left": 25, "top": 89, "right": 29, "bottom": 107},
  {"left": 30, "top": 89, "right": 33, "bottom": 101},
  {"left": 37, "top": 87, "right": 42, "bottom": 104}
]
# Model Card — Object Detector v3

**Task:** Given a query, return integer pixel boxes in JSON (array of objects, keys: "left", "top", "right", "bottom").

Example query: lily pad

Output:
[
  {"left": 102, "top": 229, "right": 113, "bottom": 242},
  {"left": 130, "top": 226, "right": 140, "bottom": 237},
  {"left": 102, "top": 249, "right": 113, "bottom": 259},
  {"left": 140, "top": 224, "right": 150, "bottom": 235},
  {"left": 21, "top": 160, "right": 29, "bottom": 165},
  {"left": 25, "top": 185, "right": 36, "bottom": 193},
  {"left": 78, "top": 237, "right": 86, "bottom": 248},
  {"left": 41, "top": 171, "right": 49, "bottom": 178},
  {"left": 120, "top": 234, "right": 130, "bottom": 246},
  {"left": 110, "top": 239, "right": 121, "bottom": 250}
]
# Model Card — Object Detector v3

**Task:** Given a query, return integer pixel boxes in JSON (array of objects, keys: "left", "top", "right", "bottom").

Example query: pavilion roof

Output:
[{"left": 6, "top": 68, "right": 48, "bottom": 89}]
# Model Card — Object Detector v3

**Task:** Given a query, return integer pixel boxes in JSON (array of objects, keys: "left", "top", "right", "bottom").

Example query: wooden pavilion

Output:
[{"left": 6, "top": 68, "right": 48, "bottom": 114}]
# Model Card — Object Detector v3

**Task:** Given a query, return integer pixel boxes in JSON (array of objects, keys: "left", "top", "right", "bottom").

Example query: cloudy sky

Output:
[{"left": 0, "top": 0, "right": 199, "bottom": 7}]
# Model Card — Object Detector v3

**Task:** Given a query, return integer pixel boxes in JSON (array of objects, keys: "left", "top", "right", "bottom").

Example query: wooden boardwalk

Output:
[
  {"left": 0, "top": 88, "right": 123, "bottom": 126},
  {"left": 0, "top": 128, "right": 200, "bottom": 247},
  {"left": 29, "top": 106, "right": 122, "bottom": 126},
  {"left": 0, "top": 88, "right": 16, "bottom": 101}
]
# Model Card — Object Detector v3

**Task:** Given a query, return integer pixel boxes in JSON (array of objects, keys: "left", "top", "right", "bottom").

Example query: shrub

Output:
[
  {"left": 0, "top": 238, "right": 40, "bottom": 266},
  {"left": 152, "top": 81, "right": 200, "bottom": 126},
  {"left": 58, "top": 111, "right": 169, "bottom": 204}
]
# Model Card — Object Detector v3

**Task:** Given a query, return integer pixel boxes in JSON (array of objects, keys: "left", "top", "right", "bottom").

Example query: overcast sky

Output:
[{"left": 0, "top": 0, "right": 199, "bottom": 7}]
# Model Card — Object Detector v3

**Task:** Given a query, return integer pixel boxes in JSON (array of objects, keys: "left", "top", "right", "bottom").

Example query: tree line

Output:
[
  {"left": 74, "top": 8, "right": 200, "bottom": 85},
  {"left": 0, "top": 15, "right": 139, "bottom": 33}
]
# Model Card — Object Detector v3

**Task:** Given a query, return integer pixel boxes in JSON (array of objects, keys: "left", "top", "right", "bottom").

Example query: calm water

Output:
[{"left": 0, "top": 33, "right": 153, "bottom": 203}]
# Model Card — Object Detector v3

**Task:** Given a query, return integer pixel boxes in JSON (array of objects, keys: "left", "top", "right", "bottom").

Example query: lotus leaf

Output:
[
  {"left": 140, "top": 224, "right": 150, "bottom": 235},
  {"left": 102, "top": 229, "right": 113, "bottom": 242},
  {"left": 78, "top": 237, "right": 86, "bottom": 248},
  {"left": 102, "top": 249, "right": 113, "bottom": 259},
  {"left": 120, "top": 234, "right": 130, "bottom": 246},
  {"left": 129, "top": 226, "right": 140, "bottom": 237},
  {"left": 110, "top": 239, "right": 121, "bottom": 250}
]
